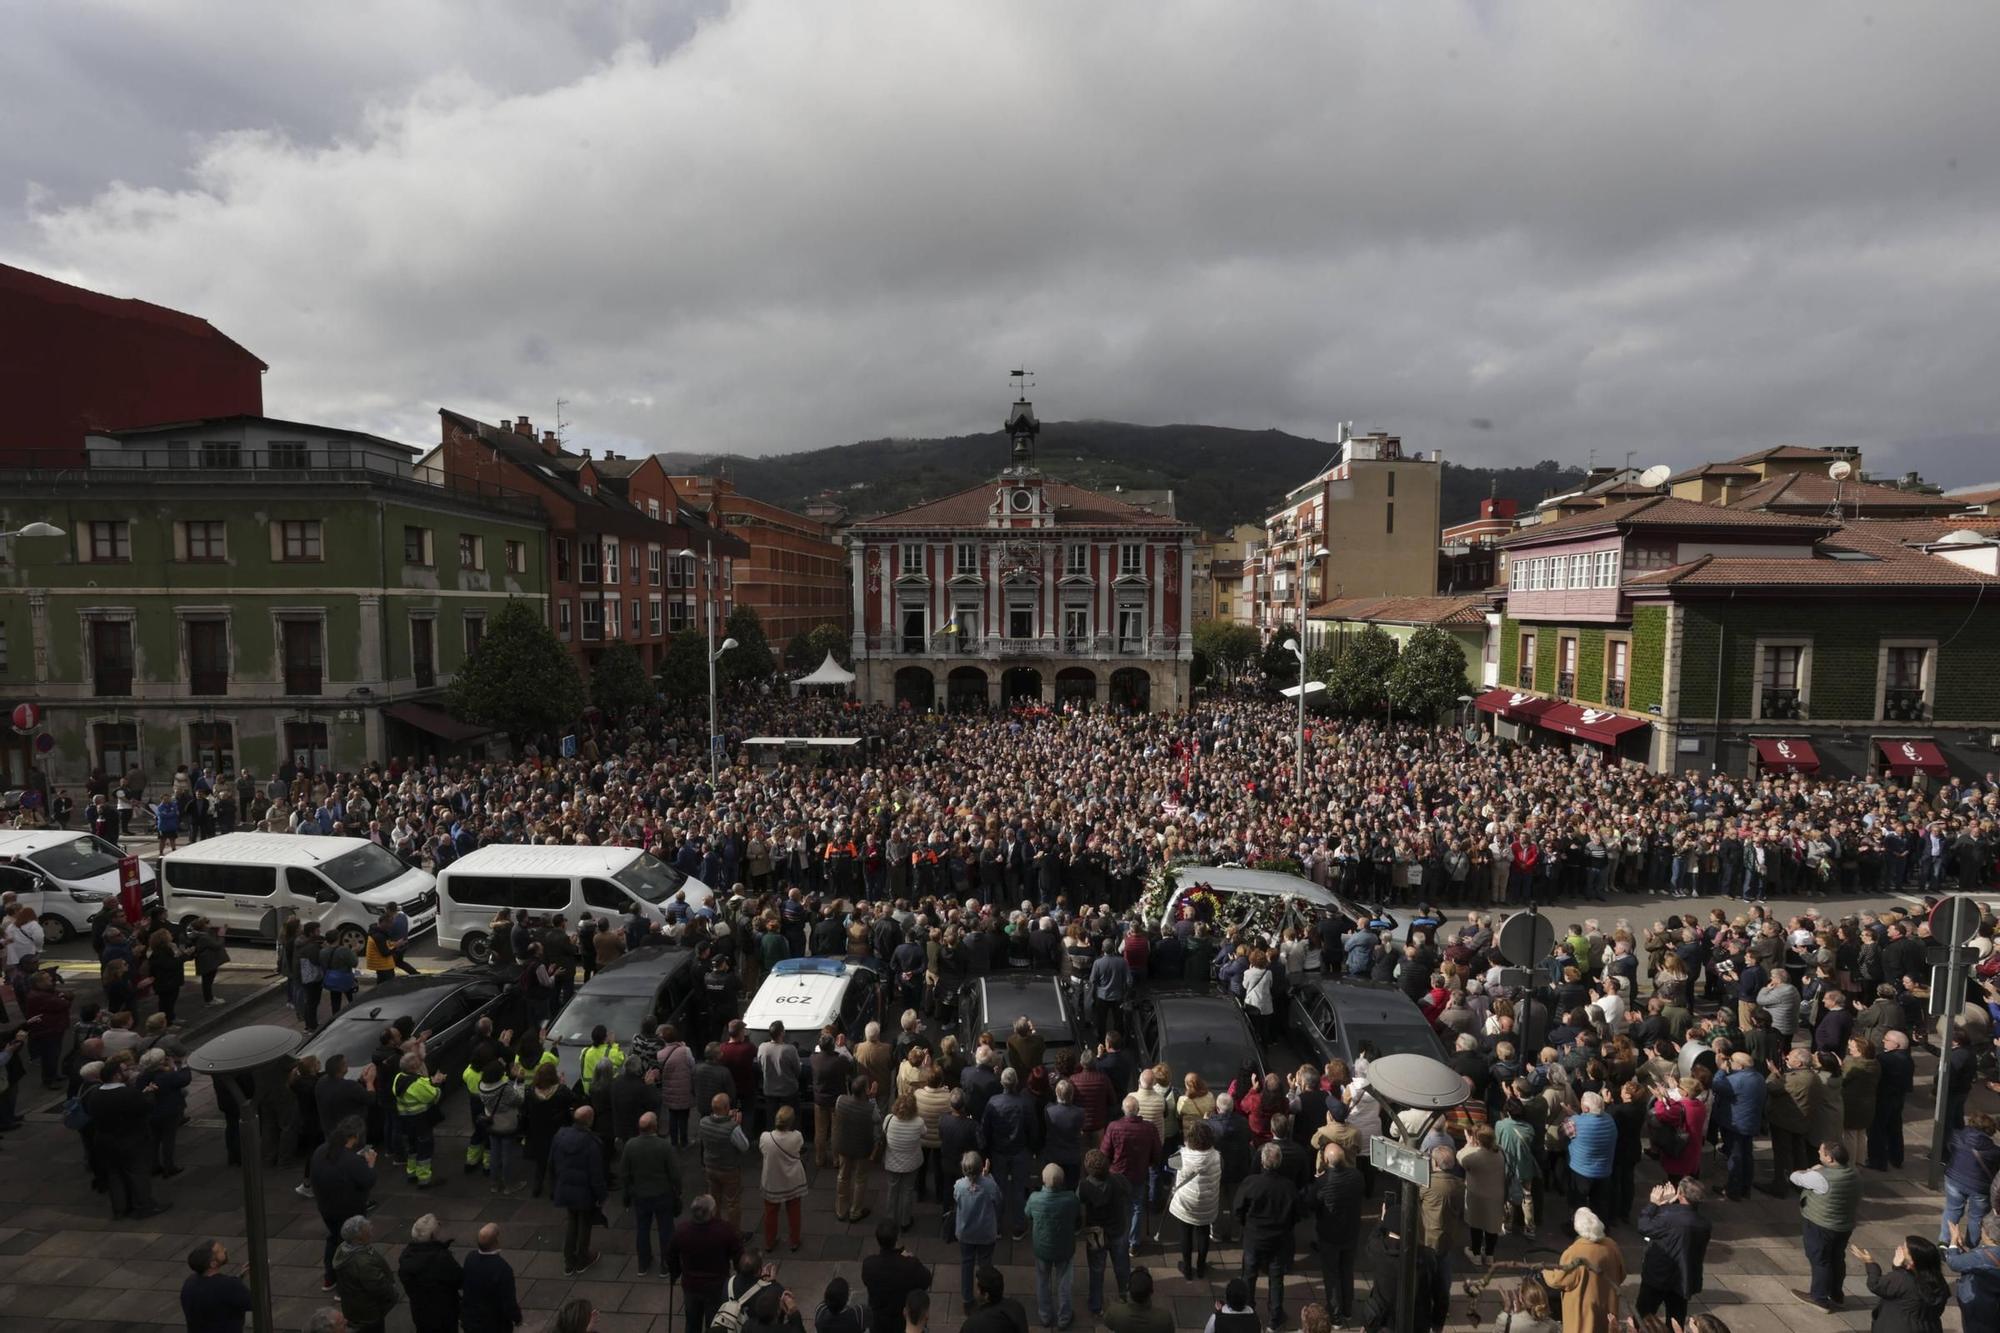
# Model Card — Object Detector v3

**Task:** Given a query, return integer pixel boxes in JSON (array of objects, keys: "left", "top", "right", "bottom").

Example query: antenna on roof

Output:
[
  {"left": 555, "top": 397, "right": 569, "bottom": 444},
  {"left": 1638, "top": 464, "right": 1671, "bottom": 490},
  {"left": 1827, "top": 459, "right": 1854, "bottom": 521}
]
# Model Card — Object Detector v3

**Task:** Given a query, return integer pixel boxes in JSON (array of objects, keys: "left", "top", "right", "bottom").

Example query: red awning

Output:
[
  {"left": 1473, "top": 686, "right": 1559, "bottom": 720},
  {"left": 1877, "top": 737, "right": 1949, "bottom": 778},
  {"left": 1538, "top": 702, "right": 1650, "bottom": 746},
  {"left": 1752, "top": 736, "right": 1821, "bottom": 773}
]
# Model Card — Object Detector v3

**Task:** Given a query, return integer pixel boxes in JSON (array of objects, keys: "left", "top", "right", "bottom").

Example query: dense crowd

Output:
[{"left": 7, "top": 694, "right": 2000, "bottom": 1333}]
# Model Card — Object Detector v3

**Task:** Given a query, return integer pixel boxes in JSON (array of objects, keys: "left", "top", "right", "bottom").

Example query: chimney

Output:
[{"left": 543, "top": 430, "right": 559, "bottom": 447}]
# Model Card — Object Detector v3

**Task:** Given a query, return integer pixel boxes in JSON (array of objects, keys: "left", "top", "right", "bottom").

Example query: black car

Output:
[
  {"left": 547, "top": 947, "right": 699, "bottom": 1085},
  {"left": 1288, "top": 977, "right": 1448, "bottom": 1069},
  {"left": 957, "top": 973, "right": 1095, "bottom": 1073},
  {"left": 1129, "top": 994, "right": 1264, "bottom": 1092},
  {"left": 298, "top": 966, "right": 525, "bottom": 1086}
]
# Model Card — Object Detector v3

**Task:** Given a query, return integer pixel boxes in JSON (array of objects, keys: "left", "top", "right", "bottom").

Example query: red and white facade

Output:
[{"left": 845, "top": 398, "right": 1195, "bottom": 712}]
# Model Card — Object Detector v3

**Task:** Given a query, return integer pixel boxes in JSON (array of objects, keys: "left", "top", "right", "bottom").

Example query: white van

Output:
[
  {"left": 0, "top": 829, "right": 160, "bottom": 944},
  {"left": 160, "top": 833, "right": 438, "bottom": 951},
  {"left": 435, "top": 845, "right": 715, "bottom": 964}
]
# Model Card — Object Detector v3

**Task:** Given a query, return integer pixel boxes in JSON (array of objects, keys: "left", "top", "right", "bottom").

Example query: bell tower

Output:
[{"left": 1005, "top": 368, "right": 1039, "bottom": 471}]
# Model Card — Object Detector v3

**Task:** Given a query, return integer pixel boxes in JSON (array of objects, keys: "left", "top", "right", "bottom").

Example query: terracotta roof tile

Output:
[
  {"left": 1622, "top": 535, "right": 1998, "bottom": 590},
  {"left": 1501, "top": 495, "right": 1833, "bottom": 545},
  {"left": 1725, "top": 471, "right": 1962, "bottom": 513},
  {"left": 1728, "top": 444, "right": 1845, "bottom": 464},
  {"left": 1308, "top": 594, "right": 1491, "bottom": 627}
]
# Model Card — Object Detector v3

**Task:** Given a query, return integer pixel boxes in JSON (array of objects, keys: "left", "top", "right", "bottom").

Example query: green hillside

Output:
[{"left": 655, "top": 421, "right": 1582, "bottom": 534}]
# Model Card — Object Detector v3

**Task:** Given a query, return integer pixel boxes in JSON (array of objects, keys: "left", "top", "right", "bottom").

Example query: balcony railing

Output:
[
  {"left": 1556, "top": 672, "right": 1575, "bottom": 698},
  {"left": 1883, "top": 686, "right": 1928, "bottom": 721},
  {"left": 862, "top": 633, "right": 1181, "bottom": 658},
  {"left": 1605, "top": 678, "right": 1627, "bottom": 708},
  {"left": 1517, "top": 667, "right": 1535, "bottom": 689},
  {"left": 581, "top": 622, "right": 604, "bottom": 642},
  {"left": 1760, "top": 686, "right": 1804, "bottom": 720}
]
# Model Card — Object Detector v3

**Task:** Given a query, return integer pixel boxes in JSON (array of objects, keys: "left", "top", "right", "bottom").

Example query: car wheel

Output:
[
  {"left": 461, "top": 932, "right": 492, "bottom": 965},
  {"left": 41, "top": 914, "right": 74, "bottom": 946},
  {"left": 332, "top": 924, "right": 367, "bottom": 953}
]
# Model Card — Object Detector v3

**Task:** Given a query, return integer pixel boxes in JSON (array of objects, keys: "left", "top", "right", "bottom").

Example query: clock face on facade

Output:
[{"left": 1010, "top": 488, "right": 1034, "bottom": 512}]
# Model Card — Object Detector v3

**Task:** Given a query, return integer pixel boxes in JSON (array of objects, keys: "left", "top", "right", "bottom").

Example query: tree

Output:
[
  {"left": 804, "top": 621, "right": 852, "bottom": 670},
  {"left": 1388, "top": 625, "right": 1470, "bottom": 722},
  {"left": 588, "top": 641, "right": 652, "bottom": 724},
  {"left": 1193, "top": 620, "right": 1260, "bottom": 682},
  {"left": 721, "top": 605, "right": 777, "bottom": 687},
  {"left": 1260, "top": 625, "right": 1305, "bottom": 686},
  {"left": 446, "top": 599, "right": 584, "bottom": 743},
  {"left": 1323, "top": 625, "right": 1399, "bottom": 716},
  {"left": 656, "top": 630, "right": 710, "bottom": 704},
  {"left": 783, "top": 629, "right": 816, "bottom": 671}
]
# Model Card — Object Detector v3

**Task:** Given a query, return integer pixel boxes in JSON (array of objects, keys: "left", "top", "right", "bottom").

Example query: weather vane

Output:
[{"left": 1010, "top": 366, "right": 1035, "bottom": 397}]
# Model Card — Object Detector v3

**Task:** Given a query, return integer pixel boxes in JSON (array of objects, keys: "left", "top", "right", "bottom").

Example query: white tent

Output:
[{"left": 791, "top": 651, "right": 856, "bottom": 694}]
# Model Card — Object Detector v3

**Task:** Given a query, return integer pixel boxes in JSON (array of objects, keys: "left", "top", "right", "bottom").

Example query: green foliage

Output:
[
  {"left": 1387, "top": 626, "right": 1469, "bottom": 721},
  {"left": 588, "top": 641, "right": 653, "bottom": 724},
  {"left": 721, "top": 605, "right": 777, "bottom": 687},
  {"left": 1325, "top": 625, "right": 1399, "bottom": 715},
  {"left": 783, "top": 630, "right": 816, "bottom": 671},
  {"left": 656, "top": 630, "right": 710, "bottom": 704},
  {"left": 1260, "top": 625, "right": 1305, "bottom": 685},
  {"left": 446, "top": 599, "right": 584, "bottom": 742},
  {"left": 804, "top": 622, "right": 853, "bottom": 670},
  {"left": 1629, "top": 607, "right": 1667, "bottom": 714},
  {"left": 1193, "top": 620, "right": 1260, "bottom": 681},
  {"left": 1191, "top": 648, "right": 1211, "bottom": 688},
  {"left": 651, "top": 424, "right": 1583, "bottom": 534}
]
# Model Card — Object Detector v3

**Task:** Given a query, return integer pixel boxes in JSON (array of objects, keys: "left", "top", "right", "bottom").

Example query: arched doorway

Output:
[
  {"left": 893, "top": 666, "right": 935, "bottom": 712},
  {"left": 1109, "top": 667, "right": 1151, "bottom": 712},
  {"left": 947, "top": 666, "right": 989, "bottom": 713},
  {"left": 1003, "top": 667, "right": 1044, "bottom": 707},
  {"left": 1054, "top": 667, "right": 1097, "bottom": 711}
]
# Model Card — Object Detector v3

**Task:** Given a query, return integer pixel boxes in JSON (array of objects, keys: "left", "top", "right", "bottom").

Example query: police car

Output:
[{"left": 742, "top": 956, "right": 884, "bottom": 1055}]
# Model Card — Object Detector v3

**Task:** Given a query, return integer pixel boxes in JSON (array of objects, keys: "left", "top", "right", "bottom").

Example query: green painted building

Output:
[
  {"left": 1488, "top": 496, "right": 2000, "bottom": 778},
  {"left": 0, "top": 417, "right": 549, "bottom": 788}
]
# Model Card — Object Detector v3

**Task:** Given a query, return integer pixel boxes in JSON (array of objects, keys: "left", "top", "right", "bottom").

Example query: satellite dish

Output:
[
  {"left": 1638, "top": 464, "right": 1671, "bottom": 488},
  {"left": 1829, "top": 460, "right": 1854, "bottom": 481}
]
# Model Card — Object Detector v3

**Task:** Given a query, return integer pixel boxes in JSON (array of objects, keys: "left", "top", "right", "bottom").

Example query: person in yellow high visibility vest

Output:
[
  {"left": 580, "top": 1025, "right": 625, "bottom": 1095},
  {"left": 461, "top": 1061, "right": 490, "bottom": 1172},
  {"left": 393, "top": 1051, "right": 448, "bottom": 1187}
]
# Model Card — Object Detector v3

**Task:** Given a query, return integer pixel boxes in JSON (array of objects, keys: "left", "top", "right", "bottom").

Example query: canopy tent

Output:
[
  {"left": 791, "top": 651, "right": 856, "bottom": 695},
  {"left": 1277, "top": 680, "right": 1327, "bottom": 700}
]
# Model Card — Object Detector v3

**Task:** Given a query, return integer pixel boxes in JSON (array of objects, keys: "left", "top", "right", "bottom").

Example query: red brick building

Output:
[
  {"left": 428, "top": 412, "right": 744, "bottom": 676},
  {"left": 0, "top": 263, "right": 266, "bottom": 463},
  {"left": 670, "top": 475, "right": 849, "bottom": 646}
]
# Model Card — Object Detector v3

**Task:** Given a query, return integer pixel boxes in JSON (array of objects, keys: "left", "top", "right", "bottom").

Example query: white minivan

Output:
[
  {"left": 160, "top": 833, "right": 438, "bottom": 951},
  {"left": 436, "top": 845, "right": 714, "bottom": 964},
  {"left": 0, "top": 829, "right": 160, "bottom": 944}
]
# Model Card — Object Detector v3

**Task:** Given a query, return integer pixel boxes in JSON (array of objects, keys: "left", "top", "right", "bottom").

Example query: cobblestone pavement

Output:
[{"left": 3, "top": 885, "right": 1974, "bottom": 1331}]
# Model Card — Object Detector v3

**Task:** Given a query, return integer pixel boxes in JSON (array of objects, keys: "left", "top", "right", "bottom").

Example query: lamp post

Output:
[
  {"left": 190, "top": 1024, "right": 303, "bottom": 1333},
  {"left": 1282, "top": 637, "right": 1306, "bottom": 792},
  {"left": 1364, "top": 1053, "right": 1469, "bottom": 1333},
  {"left": 677, "top": 542, "right": 735, "bottom": 786}
]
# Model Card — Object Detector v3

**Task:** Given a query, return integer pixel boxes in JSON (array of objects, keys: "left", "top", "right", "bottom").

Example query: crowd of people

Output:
[{"left": 7, "top": 692, "right": 2000, "bottom": 1333}]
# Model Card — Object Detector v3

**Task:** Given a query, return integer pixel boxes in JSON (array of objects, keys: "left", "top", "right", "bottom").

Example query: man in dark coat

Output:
[
  {"left": 666, "top": 1192, "right": 744, "bottom": 1333},
  {"left": 1635, "top": 1179, "right": 1712, "bottom": 1323},
  {"left": 395, "top": 1214, "right": 463, "bottom": 1332},
  {"left": 310, "top": 1118, "right": 376, "bottom": 1290},
  {"left": 1234, "top": 1142, "right": 1302, "bottom": 1329},
  {"left": 180, "top": 1240, "right": 253, "bottom": 1333},
  {"left": 549, "top": 1106, "right": 607, "bottom": 1276},
  {"left": 1314, "top": 1143, "right": 1366, "bottom": 1325},
  {"left": 459, "top": 1223, "right": 524, "bottom": 1333},
  {"left": 1358, "top": 1221, "right": 1445, "bottom": 1333},
  {"left": 862, "top": 1217, "right": 933, "bottom": 1333}
]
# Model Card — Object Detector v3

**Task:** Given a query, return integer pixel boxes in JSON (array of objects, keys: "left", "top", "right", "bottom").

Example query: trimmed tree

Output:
[
  {"left": 1323, "top": 625, "right": 1399, "bottom": 716},
  {"left": 1194, "top": 620, "right": 1261, "bottom": 683},
  {"left": 589, "top": 641, "right": 652, "bottom": 724},
  {"left": 656, "top": 629, "right": 710, "bottom": 704},
  {"left": 446, "top": 599, "right": 584, "bottom": 743},
  {"left": 783, "top": 630, "right": 816, "bottom": 671},
  {"left": 721, "top": 605, "right": 778, "bottom": 687},
  {"left": 805, "top": 621, "right": 853, "bottom": 670},
  {"left": 1388, "top": 625, "right": 1470, "bottom": 722}
]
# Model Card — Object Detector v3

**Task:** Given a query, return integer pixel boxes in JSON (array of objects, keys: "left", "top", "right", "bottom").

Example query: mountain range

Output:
[{"left": 654, "top": 420, "right": 1585, "bottom": 534}]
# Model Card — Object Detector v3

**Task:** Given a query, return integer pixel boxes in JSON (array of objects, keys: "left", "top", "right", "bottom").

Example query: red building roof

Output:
[{"left": 851, "top": 478, "right": 1186, "bottom": 530}]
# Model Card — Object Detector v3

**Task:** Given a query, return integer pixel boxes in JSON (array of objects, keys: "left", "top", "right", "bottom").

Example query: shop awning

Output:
[
  {"left": 1473, "top": 686, "right": 1559, "bottom": 720},
  {"left": 382, "top": 702, "right": 492, "bottom": 744},
  {"left": 1877, "top": 737, "right": 1949, "bottom": 778},
  {"left": 1538, "top": 702, "right": 1650, "bottom": 746},
  {"left": 1752, "top": 736, "right": 1821, "bottom": 773}
]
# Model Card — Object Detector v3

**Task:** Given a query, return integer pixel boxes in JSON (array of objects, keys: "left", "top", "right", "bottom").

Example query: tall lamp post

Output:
[
  {"left": 190, "top": 1025, "right": 303, "bottom": 1333},
  {"left": 1282, "top": 636, "right": 1308, "bottom": 791},
  {"left": 676, "top": 542, "right": 736, "bottom": 786},
  {"left": 1364, "top": 1053, "right": 1468, "bottom": 1333}
]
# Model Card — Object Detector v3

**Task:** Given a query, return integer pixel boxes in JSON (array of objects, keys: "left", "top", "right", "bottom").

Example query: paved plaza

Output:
[{"left": 2, "top": 886, "right": 1974, "bottom": 1331}]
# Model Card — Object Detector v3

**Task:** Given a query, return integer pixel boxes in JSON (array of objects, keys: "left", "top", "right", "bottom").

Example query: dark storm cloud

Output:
[{"left": 4, "top": 1, "right": 1996, "bottom": 482}]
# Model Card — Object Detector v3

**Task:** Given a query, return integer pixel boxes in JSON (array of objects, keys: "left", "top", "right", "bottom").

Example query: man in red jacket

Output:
[
  {"left": 1099, "top": 1094, "right": 1161, "bottom": 1253},
  {"left": 665, "top": 1193, "right": 743, "bottom": 1333},
  {"left": 21, "top": 970, "right": 72, "bottom": 1088}
]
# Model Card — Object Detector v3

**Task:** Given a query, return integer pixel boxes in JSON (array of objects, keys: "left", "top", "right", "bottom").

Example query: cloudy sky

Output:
[{"left": 6, "top": 1, "right": 1996, "bottom": 484}]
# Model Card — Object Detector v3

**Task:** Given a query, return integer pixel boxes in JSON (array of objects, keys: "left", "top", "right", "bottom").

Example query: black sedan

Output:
[
  {"left": 1288, "top": 977, "right": 1448, "bottom": 1069},
  {"left": 957, "top": 973, "right": 1095, "bottom": 1073},
  {"left": 1129, "top": 994, "right": 1265, "bottom": 1092},
  {"left": 298, "top": 967, "right": 524, "bottom": 1085},
  {"left": 546, "top": 947, "right": 699, "bottom": 1085}
]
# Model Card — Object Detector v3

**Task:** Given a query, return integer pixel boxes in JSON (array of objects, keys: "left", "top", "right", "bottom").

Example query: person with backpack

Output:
[
  {"left": 320, "top": 936, "right": 358, "bottom": 1019},
  {"left": 477, "top": 1061, "right": 526, "bottom": 1194}
]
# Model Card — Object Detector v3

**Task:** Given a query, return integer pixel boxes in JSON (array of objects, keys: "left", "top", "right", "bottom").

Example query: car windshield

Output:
[
  {"left": 548, "top": 995, "right": 653, "bottom": 1046},
  {"left": 27, "top": 836, "right": 125, "bottom": 882},
  {"left": 612, "top": 852, "right": 686, "bottom": 904},
  {"left": 317, "top": 844, "right": 410, "bottom": 895},
  {"left": 985, "top": 985, "right": 1074, "bottom": 1044}
]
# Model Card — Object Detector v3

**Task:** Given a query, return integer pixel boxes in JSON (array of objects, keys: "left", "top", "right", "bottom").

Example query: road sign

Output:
[
  {"left": 1370, "top": 1136, "right": 1431, "bottom": 1188},
  {"left": 560, "top": 734, "right": 578, "bottom": 758},
  {"left": 1496, "top": 911, "right": 1556, "bottom": 967},
  {"left": 710, "top": 734, "right": 726, "bottom": 757},
  {"left": 1930, "top": 895, "right": 1984, "bottom": 947}
]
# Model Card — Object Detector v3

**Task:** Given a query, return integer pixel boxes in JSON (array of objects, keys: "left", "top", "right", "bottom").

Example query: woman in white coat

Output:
[
  {"left": 1169, "top": 1119, "right": 1224, "bottom": 1278},
  {"left": 1241, "top": 950, "right": 1276, "bottom": 1043}
]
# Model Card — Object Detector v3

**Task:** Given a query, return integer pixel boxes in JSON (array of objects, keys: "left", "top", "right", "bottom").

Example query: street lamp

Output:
[
  {"left": 677, "top": 543, "right": 734, "bottom": 786},
  {"left": 0, "top": 521, "right": 64, "bottom": 540},
  {"left": 190, "top": 1024, "right": 304, "bottom": 1333},
  {"left": 1365, "top": 1053, "right": 1469, "bottom": 1333},
  {"left": 1282, "top": 636, "right": 1307, "bottom": 792}
]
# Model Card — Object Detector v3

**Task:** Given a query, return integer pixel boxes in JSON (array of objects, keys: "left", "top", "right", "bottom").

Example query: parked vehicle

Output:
[
  {"left": 545, "top": 947, "right": 699, "bottom": 1085},
  {"left": 160, "top": 833, "right": 435, "bottom": 951},
  {"left": 1155, "top": 863, "right": 1396, "bottom": 964},
  {"left": 298, "top": 966, "right": 525, "bottom": 1085},
  {"left": 957, "top": 972, "right": 1095, "bottom": 1073},
  {"left": 1128, "top": 993, "right": 1265, "bottom": 1092},
  {"left": 436, "top": 845, "right": 713, "bottom": 963},
  {"left": 0, "top": 828, "right": 159, "bottom": 944},
  {"left": 1288, "top": 977, "right": 1449, "bottom": 1068}
]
